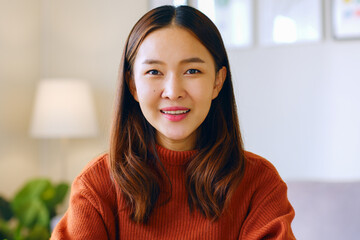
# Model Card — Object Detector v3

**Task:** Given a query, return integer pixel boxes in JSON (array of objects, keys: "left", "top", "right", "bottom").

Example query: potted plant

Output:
[{"left": 0, "top": 179, "right": 69, "bottom": 240}]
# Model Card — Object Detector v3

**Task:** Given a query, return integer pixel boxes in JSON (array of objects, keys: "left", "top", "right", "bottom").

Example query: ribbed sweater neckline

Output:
[{"left": 155, "top": 144, "right": 198, "bottom": 166}]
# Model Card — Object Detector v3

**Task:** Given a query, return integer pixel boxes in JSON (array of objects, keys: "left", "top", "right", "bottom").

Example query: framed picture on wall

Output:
[
  {"left": 195, "top": 0, "right": 253, "bottom": 48},
  {"left": 149, "top": 0, "right": 188, "bottom": 9},
  {"left": 258, "top": 0, "right": 323, "bottom": 46},
  {"left": 149, "top": 0, "right": 253, "bottom": 48},
  {"left": 332, "top": 0, "right": 360, "bottom": 39}
]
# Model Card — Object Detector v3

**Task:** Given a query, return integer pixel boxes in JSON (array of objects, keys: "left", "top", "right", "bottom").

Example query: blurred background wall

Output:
[
  {"left": 229, "top": 0, "right": 360, "bottom": 181},
  {"left": 0, "top": 0, "right": 359, "bottom": 200},
  {"left": 0, "top": 0, "right": 147, "bottom": 198},
  {"left": 1, "top": 0, "right": 41, "bottom": 198}
]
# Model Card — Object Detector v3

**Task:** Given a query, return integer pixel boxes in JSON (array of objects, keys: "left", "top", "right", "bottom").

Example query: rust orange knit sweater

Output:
[{"left": 51, "top": 146, "right": 295, "bottom": 239}]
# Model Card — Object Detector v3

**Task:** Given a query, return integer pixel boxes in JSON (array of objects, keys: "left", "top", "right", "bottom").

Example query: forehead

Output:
[{"left": 134, "top": 26, "right": 214, "bottom": 64}]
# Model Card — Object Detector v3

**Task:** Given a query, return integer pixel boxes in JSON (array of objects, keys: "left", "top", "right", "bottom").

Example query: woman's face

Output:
[{"left": 130, "top": 26, "right": 226, "bottom": 151}]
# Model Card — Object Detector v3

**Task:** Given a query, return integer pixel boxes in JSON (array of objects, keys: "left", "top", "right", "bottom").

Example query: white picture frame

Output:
[
  {"left": 195, "top": 0, "right": 253, "bottom": 48},
  {"left": 332, "top": 0, "right": 360, "bottom": 39},
  {"left": 149, "top": 0, "right": 253, "bottom": 48},
  {"left": 149, "top": 0, "right": 187, "bottom": 9},
  {"left": 258, "top": 0, "right": 323, "bottom": 46}
]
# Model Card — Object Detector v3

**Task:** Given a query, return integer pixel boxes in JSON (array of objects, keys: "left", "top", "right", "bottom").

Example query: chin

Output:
[
  {"left": 163, "top": 131, "right": 192, "bottom": 141},
  {"left": 167, "top": 135, "right": 190, "bottom": 141}
]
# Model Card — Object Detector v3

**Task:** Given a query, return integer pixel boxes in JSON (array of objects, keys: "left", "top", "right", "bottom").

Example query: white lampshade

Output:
[{"left": 30, "top": 78, "right": 98, "bottom": 138}]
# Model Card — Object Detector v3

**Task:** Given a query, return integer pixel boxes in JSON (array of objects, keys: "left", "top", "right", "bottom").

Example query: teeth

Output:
[{"left": 161, "top": 110, "right": 190, "bottom": 115}]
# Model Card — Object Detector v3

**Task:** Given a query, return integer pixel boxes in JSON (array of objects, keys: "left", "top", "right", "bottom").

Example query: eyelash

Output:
[
  {"left": 146, "top": 69, "right": 161, "bottom": 75},
  {"left": 185, "top": 69, "right": 201, "bottom": 74},
  {"left": 145, "top": 68, "right": 201, "bottom": 76}
]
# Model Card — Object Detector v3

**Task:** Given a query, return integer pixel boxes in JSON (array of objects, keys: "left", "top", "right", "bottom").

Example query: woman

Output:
[{"left": 52, "top": 5, "right": 295, "bottom": 240}]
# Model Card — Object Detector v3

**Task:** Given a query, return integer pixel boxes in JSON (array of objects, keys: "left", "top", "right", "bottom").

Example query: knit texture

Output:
[{"left": 51, "top": 146, "right": 295, "bottom": 239}]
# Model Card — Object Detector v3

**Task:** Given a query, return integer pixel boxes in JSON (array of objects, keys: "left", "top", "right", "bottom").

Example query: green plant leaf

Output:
[
  {"left": 25, "top": 225, "right": 50, "bottom": 240},
  {"left": 12, "top": 179, "right": 51, "bottom": 211},
  {"left": 36, "top": 203, "right": 49, "bottom": 227},
  {"left": 11, "top": 179, "right": 52, "bottom": 228},
  {"left": 15, "top": 199, "right": 49, "bottom": 228},
  {"left": 9, "top": 178, "right": 69, "bottom": 236},
  {"left": 42, "top": 182, "right": 69, "bottom": 219},
  {"left": 14, "top": 179, "right": 51, "bottom": 199},
  {"left": 0, "top": 218, "right": 14, "bottom": 240},
  {"left": 53, "top": 183, "right": 69, "bottom": 206},
  {"left": 0, "top": 196, "right": 13, "bottom": 221},
  {"left": 42, "top": 184, "right": 65, "bottom": 208},
  {"left": 40, "top": 186, "right": 55, "bottom": 202}
]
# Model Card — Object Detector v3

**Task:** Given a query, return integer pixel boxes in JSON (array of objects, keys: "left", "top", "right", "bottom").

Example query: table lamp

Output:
[{"left": 30, "top": 78, "right": 98, "bottom": 180}]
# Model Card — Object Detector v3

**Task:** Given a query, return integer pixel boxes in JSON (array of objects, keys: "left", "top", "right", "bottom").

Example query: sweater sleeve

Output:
[
  {"left": 51, "top": 176, "right": 111, "bottom": 240},
  {"left": 239, "top": 181, "right": 295, "bottom": 240}
]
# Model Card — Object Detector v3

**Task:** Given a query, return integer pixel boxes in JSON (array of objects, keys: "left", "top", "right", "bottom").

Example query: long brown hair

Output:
[{"left": 110, "top": 5, "right": 245, "bottom": 223}]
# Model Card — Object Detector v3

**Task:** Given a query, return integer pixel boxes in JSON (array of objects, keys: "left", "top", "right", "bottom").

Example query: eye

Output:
[
  {"left": 146, "top": 69, "right": 161, "bottom": 75},
  {"left": 185, "top": 69, "right": 201, "bottom": 75}
]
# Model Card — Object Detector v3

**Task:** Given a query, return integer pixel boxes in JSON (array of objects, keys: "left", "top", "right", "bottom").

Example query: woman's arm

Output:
[
  {"left": 239, "top": 181, "right": 295, "bottom": 240},
  {"left": 51, "top": 177, "right": 113, "bottom": 240}
]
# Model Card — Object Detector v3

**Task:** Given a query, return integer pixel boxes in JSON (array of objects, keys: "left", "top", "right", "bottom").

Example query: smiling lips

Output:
[{"left": 160, "top": 107, "right": 190, "bottom": 122}]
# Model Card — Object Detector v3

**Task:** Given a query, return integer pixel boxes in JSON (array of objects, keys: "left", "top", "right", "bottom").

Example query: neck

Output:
[{"left": 155, "top": 132, "right": 197, "bottom": 151}]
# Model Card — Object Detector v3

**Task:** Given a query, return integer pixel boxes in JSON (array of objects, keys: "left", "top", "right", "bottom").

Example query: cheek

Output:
[
  {"left": 137, "top": 89, "right": 154, "bottom": 103},
  {"left": 188, "top": 89, "right": 213, "bottom": 117},
  {"left": 135, "top": 81, "right": 154, "bottom": 100},
  {"left": 189, "top": 81, "right": 215, "bottom": 101},
  {"left": 190, "top": 81, "right": 215, "bottom": 113},
  {"left": 135, "top": 85, "right": 159, "bottom": 114}
]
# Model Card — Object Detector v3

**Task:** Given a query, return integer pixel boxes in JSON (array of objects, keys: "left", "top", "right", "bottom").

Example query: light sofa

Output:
[{"left": 287, "top": 181, "right": 360, "bottom": 239}]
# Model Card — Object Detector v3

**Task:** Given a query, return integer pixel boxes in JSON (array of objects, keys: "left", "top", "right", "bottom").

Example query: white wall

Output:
[
  {"left": 230, "top": 42, "right": 360, "bottom": 181},
  {"left": 38, "top": 0, "right": 148, "bottom": 181},
  {"left": 0, "top": 0, "right": 148, "bottom": 197},
  {"left": 229, "top": 0, "right": 360, "bottom": 181},
  {"left": 0, "top": 0, "right": 41, "bottom": 197}
]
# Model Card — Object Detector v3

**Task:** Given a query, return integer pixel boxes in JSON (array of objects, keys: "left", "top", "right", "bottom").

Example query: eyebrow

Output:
[
  {"left": 180, "top": 57, "right": 205, "bottom": 64},
  {"left": 142, "top": 57, "right": 206, "bottom": 65}
]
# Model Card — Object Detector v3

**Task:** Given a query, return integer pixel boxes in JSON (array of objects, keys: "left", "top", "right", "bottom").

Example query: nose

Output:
[{"left": 161, "top": 73, "right": 186, "bottom": 100}]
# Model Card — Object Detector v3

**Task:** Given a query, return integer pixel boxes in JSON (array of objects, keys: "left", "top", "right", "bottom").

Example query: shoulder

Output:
[
  {"left": 78, "top": 152, "right": 111, "bottom": 180},
  {"left": 71, "top": 153, "right": 117, "bottom": 205},
  {"left": 53, "top": 153, "right": 119, "bottom": 239},
  {"left": 236, "top": 152, "right": 295, "bottom": 238},
  {"left": 234, "top": 151, "right": 287, "bottom": 205},
  {"left": 243, "top": 151, "right": 283, "bottom": 184}
]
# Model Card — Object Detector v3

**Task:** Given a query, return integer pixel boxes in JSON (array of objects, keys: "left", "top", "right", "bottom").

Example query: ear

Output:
[
  {"left": 212, "top": 66, "right": 226, "bottom": 99},
  {"left": 127, "top": 72, "right": 139, "bottom": 102}
]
